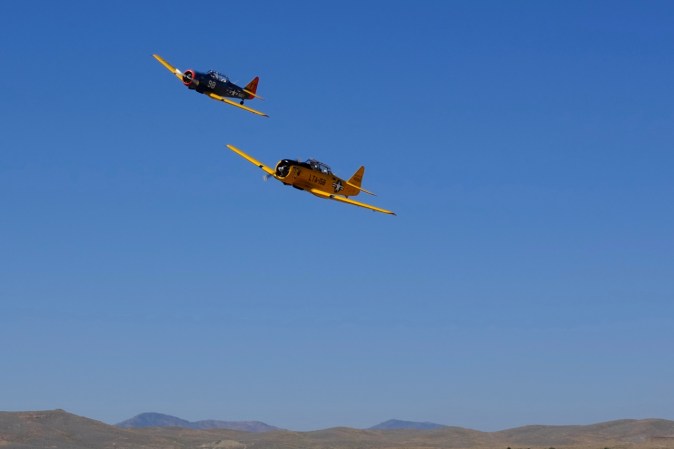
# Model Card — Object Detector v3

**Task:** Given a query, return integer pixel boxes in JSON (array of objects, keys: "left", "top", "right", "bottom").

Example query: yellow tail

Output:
[
  {"left": 348, "top": 166, "right": 364, "bottom": 189},
  {"left": 339, "top": 166, "right": 371, "bottom": 196}
]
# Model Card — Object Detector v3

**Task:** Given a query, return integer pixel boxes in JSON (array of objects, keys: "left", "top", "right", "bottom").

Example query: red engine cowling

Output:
[{"left": 182, "top": 69, "right": 198, "bottom": 87}]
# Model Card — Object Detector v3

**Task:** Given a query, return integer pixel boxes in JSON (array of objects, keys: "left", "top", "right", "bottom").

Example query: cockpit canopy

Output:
[
  {"left": 207, "top": 70, "right": 229, "bottom": 83},
  {"left": 275, "top": 158, "right": 333, "bottom": 179},
  {"left": 306, "top": 158, "right": 332, "bottom": 174}
]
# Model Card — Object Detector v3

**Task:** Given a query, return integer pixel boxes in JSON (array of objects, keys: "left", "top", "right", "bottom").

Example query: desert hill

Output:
[
  {"left": 494, "top": 418, "right": 674, "bottom": 446},
  {"left": 0, "top": 410, "right": 247, "bottom": 449},
  {"left": 2, "top": 409, "right": 674, "bottom": 449}
]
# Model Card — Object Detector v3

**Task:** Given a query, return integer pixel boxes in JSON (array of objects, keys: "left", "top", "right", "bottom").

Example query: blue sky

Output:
[{"left": 1, "top": 0, "right": 673, "bottom": 431}]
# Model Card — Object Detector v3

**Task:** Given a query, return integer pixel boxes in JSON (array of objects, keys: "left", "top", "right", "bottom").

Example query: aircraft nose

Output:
[
  {"left": 276, "top": 161, "right": 291, "bottom": 178},
  {"left": 182, "top": 69, "right": 198, "bottom": 86}
]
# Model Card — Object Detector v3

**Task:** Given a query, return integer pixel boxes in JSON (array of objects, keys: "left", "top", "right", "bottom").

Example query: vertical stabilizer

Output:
[
  {"left": 345, "top": 166, "right": 377, "bottom": 196},
  {"left": 342, "top": 166, "right": 365, "bottom": 196},
  {"left": 348, "top": 166, "right": 365, "bottom": 188},
  {"left": 243, "top": 76, "right": 260, "bottom": 99}
]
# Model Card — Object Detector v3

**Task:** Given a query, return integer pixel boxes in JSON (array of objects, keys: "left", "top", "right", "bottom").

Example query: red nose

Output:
[{"left": 182, "top": 69, "right": 196, "bottom": 86}]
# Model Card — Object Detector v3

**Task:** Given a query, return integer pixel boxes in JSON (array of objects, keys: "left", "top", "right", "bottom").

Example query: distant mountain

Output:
[
  {"left": 117, "top": 412, "right": 192, "bottom": 429},
  {"left": 369, "top": 419, "right": 447, "bottom": 430},
  {"left": 190, "top": 419, "right": 279, "bottom": 432},
  {"left": 116, "top": 412, "right": 279, "bottom": 433}
]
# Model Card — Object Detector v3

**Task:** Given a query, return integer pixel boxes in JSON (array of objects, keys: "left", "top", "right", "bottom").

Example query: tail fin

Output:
[
  {"left": 243, "top": 76, "right": 260, "bottom": 99},
  {"left": 348, "top": 166, "right": 365, "bottom": 189},
  {"left": 345, "top": 166, "right": 376, "bottom": 196}
]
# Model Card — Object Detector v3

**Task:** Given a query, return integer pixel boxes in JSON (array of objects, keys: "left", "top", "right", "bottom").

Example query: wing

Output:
[
  {"left": 152, "top": 54, "right": 183, "bottom": 81},
  {"left": 309, "top": 189, "right": 396, "bottom": 215},
  {"left": 226, "top": 144, "right": 275, "bottom": 176},
  {"left": 207, "top": 93, "right": 269, "bottom": 117}
]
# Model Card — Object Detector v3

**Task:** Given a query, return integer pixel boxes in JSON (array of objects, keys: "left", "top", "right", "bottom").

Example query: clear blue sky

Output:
[{"left": 1, "top": 0, "right": 673, "bottom": 432}]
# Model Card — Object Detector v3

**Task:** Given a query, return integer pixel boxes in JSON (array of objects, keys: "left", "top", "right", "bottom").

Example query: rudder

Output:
[{"left": 244, "top": 76, "right": 259, "bottom": 99}]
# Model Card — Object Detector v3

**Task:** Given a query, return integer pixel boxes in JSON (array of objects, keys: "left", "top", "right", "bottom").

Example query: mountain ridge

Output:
[
  {"left": 369, "top": 419, "right": 448, "bottom": 430},
  {"left": 116, "top": 412, "right": 279, "bottom": 432},
  {"left": 2, "top": 410, "right": 674, "bottom": 449}
]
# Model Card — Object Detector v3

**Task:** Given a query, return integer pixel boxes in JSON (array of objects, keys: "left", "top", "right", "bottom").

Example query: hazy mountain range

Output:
[
  {"left": 116, "top": 412, "right": 444, "bottom": 431},
  {"left": 2, "top": 409, "right": 674, "bottom": 449},
  {"left": 369, "top": 418, "right": 448, "bottom": 430},
  {"left": 116, "top": 412, "right": 279, "bottom": 432}
]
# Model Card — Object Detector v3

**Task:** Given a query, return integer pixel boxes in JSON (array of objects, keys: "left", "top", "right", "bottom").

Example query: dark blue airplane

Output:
[{"left": 153, "top": 54, "right": 268, "bottom": 117}]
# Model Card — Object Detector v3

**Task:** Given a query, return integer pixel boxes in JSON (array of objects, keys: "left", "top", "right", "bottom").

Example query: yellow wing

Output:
[
  {"left": 152, "top": 54, "right": 183, "bottom": 81},
  {"left": 226, "top": 144, "right": 275, "bottom": 176},
  {"left": 309, "top": 189, "right": 396, "bottom": 215},
  {"left": 207, "top": 93, "right": 269, "bottom": 118}
]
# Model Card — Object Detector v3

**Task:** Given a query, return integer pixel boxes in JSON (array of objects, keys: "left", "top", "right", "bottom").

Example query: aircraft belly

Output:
[{"left": 292, "top": 178, "right": 313, "bottom": 191}]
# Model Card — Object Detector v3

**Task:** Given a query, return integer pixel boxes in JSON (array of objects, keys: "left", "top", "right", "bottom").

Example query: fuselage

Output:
[
  {"left": 273, "top": 159, "right": 359, "bottom": 197},
  {"left": 182, "top": 69, "right": 247, "bottom": 100}
]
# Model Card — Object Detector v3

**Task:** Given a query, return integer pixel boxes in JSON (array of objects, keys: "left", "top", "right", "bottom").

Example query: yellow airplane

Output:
[
  {"left": 226, "top": 144, "right": 396, "bottom": 215},
  {"left": 152, "top": 54, "right": 268, "bottom": 117}
]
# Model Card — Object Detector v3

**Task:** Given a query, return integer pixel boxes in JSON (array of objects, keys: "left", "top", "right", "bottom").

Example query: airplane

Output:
[
  {"left": 152, "top": 54, "right": 268, "bottom": 117},
  {"left": 226, "top": 144, "right": 396, "bottom": 215}
]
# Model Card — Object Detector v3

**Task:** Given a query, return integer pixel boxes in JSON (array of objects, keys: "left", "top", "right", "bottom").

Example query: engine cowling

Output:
[
  {"left": 182, "top": 69, "right": 199, "bottom": 88},
  {"left": 275, "top": 160, "right": 293, "bottom": 178}
]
